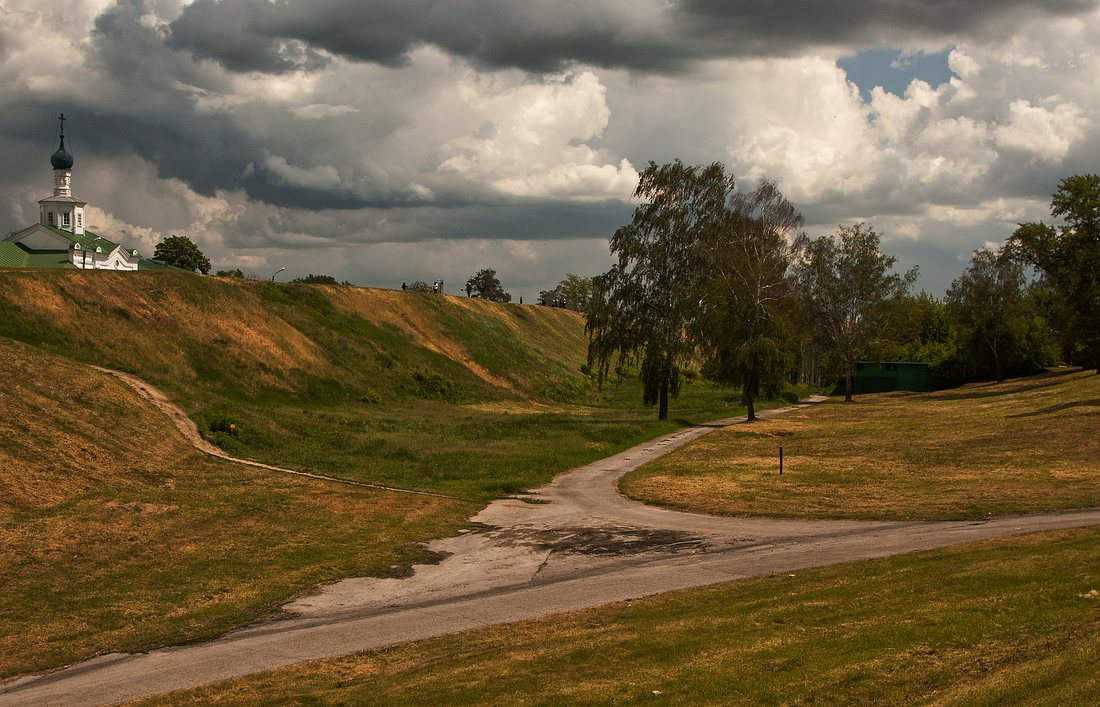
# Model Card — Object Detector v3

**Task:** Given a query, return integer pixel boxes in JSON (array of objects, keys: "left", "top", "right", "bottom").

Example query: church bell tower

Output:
[{"left": 39, "top": 113, "right": 87, "bottom": 236}]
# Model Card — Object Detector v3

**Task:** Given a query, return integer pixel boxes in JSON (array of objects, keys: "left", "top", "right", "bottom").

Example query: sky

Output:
[{"left": 2, "top": 1, "right": 1098, "bottom": 299}]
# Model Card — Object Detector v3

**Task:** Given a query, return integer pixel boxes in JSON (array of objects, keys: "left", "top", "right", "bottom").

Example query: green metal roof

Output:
[
  {"left": 5, "top": 224, "right": 126, "bottom": 254},
  {"left": 0, "top": 243, "right": 75, "bottom": 269},
  {"left": 52, "top": 226, "right": 125, "bottom": 254}
]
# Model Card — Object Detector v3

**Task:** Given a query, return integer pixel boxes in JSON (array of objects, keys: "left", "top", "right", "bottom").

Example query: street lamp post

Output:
[{"left": 271, "top": 267, "right": 286, "bottom": 281}]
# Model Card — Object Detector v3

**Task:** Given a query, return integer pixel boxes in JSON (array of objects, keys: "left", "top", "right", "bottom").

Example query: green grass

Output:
[
  {"left": 0, "top": 337, "right": 475, "bottom": 678},
  {"left": 0, "top": 271, "right": 753, "bottom": 500},
  {"left": 203, "top": 378, "right": 753, "bottom": 500},
  {"left": 0, "top": 275, "right": 761, "bottom": 677},
  {"left": 143, "top": 526, "right": 1100, "bottom": 705},
  {"left": 622, "top": 369, "right": 1100, "bottom": 520},
  {"left": 0, "top": 272, "right": 584, "bottom": 411}
]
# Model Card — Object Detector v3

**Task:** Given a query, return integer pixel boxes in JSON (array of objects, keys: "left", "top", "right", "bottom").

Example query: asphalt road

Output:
[{"left": 5, "top": 399, "right": 1100, "bottom": 705}]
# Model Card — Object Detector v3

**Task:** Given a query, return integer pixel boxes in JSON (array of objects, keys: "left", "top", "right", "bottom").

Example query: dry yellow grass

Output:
[
  {"left": 139, "top": 527, "right": 1100, "bottom": 705},
  {"left": 327, "top": 288, "right": 518, "bottom": 390},
  {"left": 0, "top": 272, "right": 326, "bottom": 393},
  {"left": 622, "top": 369, "right": 1100, "bottom": 520},
  {"left": 0, "top": 336, "right": 471, "bottom": 677}
]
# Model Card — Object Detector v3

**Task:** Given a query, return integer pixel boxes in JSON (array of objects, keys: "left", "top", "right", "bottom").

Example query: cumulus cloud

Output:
[
  {"left": 2, "top": 0, "right": 1100, "bottom": 298},
  {"left": 994, "top": 99, "right": 1087, "bottom": 161},
  {"left": 438, "top": 71, "right": 637, "bottom": 200},
  {"left": 291, "top": 103, "right": 360, "bottom": 120}
]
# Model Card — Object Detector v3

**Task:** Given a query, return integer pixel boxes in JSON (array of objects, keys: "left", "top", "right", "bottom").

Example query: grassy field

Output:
[
  {"left": 208, "top": 379, "right": 759, "bottom": 500},
  {"left": 7, "top": 269, "right": 1096, "bottom": 699},
  {"left": 142, "top": 526, "right": 1100, "bottom": 705},
  {"left": 621, "top": 369, "right": 1100, "bottom": 520},
  {"left": 0, "top": 337, "right": 478, "bottom": 678},
  {"left": 0, "top": 271, "right": 752, "bottom": 500},
  {"left": 0, "top": 274, "right": 756, "bottom": 678}
]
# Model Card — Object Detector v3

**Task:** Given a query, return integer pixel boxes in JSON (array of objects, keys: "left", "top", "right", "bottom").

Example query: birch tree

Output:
[
  {"left": 794, "top": 224, "right": 917, "bottom": 401},
  {"left": 700, "top": 180, "right": 804, "bottom": 420},
  {"left": 586, "top": 160, "right": 731, "bottom": 420}
]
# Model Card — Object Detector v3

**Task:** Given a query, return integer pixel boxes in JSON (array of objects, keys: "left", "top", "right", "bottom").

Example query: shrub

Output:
[
  {"left": 207, "top": 413, "right": 238, "bottom": 436},
  {"left": 536, "top": 376, "right": 592, "bottom": 403},
  {"left": 413, "top": 370, "right": 457, "bottom": 401}
]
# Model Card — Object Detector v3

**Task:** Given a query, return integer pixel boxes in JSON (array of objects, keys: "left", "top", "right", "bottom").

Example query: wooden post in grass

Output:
[{"left": 779, "top": 446, "right": 783, "bottom": 475}]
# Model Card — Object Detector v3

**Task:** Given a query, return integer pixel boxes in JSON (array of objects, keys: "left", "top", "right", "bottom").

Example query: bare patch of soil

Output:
[{"left": 489, "top": 526, "right": 711, "bottom": 557}]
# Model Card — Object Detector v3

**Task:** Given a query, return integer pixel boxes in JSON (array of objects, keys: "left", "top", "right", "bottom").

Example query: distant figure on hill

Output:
[{"left": 402, "top": 281, "right": 407, "bottom": 291}]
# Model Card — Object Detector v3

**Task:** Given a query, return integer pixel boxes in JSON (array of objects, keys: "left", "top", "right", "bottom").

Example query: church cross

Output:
[{"left": 58, "top": 112, "right": 66, "bottom": 139}]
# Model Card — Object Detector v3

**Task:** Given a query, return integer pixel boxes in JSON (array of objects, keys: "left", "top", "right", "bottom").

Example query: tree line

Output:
[{"left": 580, "top": 160, "right": 1099, "bottom": 420}]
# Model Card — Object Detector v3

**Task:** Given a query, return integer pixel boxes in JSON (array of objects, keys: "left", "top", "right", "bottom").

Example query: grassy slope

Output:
[
  {"left": 0, "top": 272, "right": 749, "bottom": 677},
  {"left": 0, "top": 337, "right": 474, "bottom": 678},
  {"left": 0, "top": 271, "right": 587, "bottom": 409},
  {"left": 0, "top": 272, "right": 745, "bottom": 500},
  {"left": 145, "top": 526, "right": 1100, "bottom": 706},
  {"left": 622, "top": 369, "right": 1100, "bottom": 520}
]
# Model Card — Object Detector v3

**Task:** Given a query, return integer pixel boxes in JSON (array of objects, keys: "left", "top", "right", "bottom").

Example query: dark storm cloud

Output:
[
  {"left": 168, "top": 0, "right": 1099, "bottom": 75},
  {"left": 170, "top": 0, "right": 680, "bottom": 73},
  {"left": 78, "top": 107, "right": 382, "bottom": 210},
  {"left": 252, "top": 196, "right": 633, "bottom": 250},
  {"left": 54, "top": 0, "right": 385, "bottom": 210},
  {"left": 680, "top": 0, "right": 1097, "bottom": 51},
  {"left": 166, "top": 0, "right": 331, "bottom": 73}
]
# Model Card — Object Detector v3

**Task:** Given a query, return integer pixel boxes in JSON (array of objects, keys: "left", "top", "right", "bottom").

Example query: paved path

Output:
[{"left": 5, "top": 399, "right": 1100, "bottom": 705}]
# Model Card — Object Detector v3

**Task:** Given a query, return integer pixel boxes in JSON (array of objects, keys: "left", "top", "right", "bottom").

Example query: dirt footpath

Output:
[{"left": 5, "top": 397, "right": 1100, "bottom": 706}]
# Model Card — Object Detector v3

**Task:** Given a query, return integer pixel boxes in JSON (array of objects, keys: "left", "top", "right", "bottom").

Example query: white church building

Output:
[{"left": 0, "top": 115, "right": 176, "bottom": 271}]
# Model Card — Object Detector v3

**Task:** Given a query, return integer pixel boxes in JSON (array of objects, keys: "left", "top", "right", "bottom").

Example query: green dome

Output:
[{"left": 50, "top": 137, "right": 73, "bottom": 170}]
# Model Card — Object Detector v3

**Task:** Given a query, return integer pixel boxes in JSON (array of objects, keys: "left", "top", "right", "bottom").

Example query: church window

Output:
[
  {"left": 47, "top": 212, "right": 54, "bottom": 225},
  {"left": 77, "top": 213, "right": 82, "bottom": 227},
  {"left": 63, "top": 212, "right": 71, "bottom": 226}
]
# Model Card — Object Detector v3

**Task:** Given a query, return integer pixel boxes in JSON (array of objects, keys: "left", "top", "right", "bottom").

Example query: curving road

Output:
[{"left": 5, "top": 397, "right": 1100, "bottom": 705}]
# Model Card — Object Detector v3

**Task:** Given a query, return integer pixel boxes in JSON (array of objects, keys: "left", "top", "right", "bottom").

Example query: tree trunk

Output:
[
  {"left": 658, "top": 377, "right": 669, "bottom": 421},
  {"left": 844, "top": 370, "right": 854, "bottom": 402},
  {"left": 746, "top": 393, "right": 756, "bottom": 421}
]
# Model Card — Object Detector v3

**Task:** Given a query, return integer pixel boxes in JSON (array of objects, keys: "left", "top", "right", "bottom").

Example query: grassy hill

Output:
[
  {"left": 0, "top": 271, "right": 588, "bottom": 409},
  {"left": 0, "top": 335, "right": 473, "bottom": 678},
  {"left": 4, "top": 270, "right": 1098, "bottom": 695},
  {"left": 0, "top": 271, "right": 745, "bottom": 676},
  {"left": 0, "top": 271, "right": 664, "bottom": 498}
]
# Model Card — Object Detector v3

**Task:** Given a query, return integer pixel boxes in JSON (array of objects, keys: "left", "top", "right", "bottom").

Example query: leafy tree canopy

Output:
[
  {"left": 215, "top": 268, "right": 245, "bottom": 278},
  {"left": 291, "top": 274, "right": 341, "bottom": 285},
  {"left": 698, "top": 179, "right": 805, "bottom": 419},
  {"left": 465, "top": 268, "right": 512, "bottom": 302},
  {"left": 539, "top": 274, "right": 598, "bottom": 310},
  {"left": 153, "top": 235, "right": 210, "bottom": 274},
  {"left": 794, "top": 223, "right": 917, "bottom": 401},
  {"left": 587, "top": 159, "right": 733, "bottom": 420},
  {"left": 946, "top": 249, "right": 1056, "bottom": 382},
  {"left": 1007, "top": 174, "right": 1100, "bottom": 370}
]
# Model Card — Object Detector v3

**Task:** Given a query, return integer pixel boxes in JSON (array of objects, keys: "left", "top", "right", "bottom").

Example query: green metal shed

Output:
[{"left": 853, "top": 361, "right": 931, "bottom": 393}]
